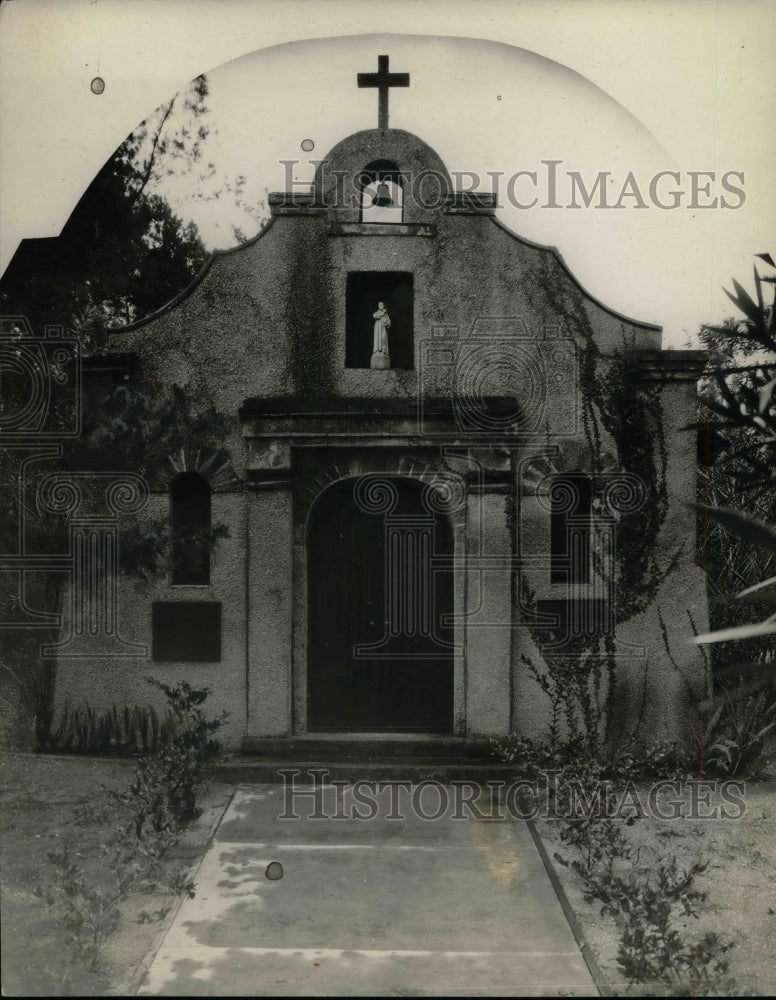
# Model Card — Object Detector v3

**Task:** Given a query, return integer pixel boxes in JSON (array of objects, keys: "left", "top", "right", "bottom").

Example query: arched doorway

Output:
[{"left": 307, "top": 476, "right": 454, "bottom": 732}]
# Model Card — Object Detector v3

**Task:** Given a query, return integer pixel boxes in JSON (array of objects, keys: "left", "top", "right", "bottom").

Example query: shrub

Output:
[
  {"left": 38, "top": 845, "right": 124, "bottom": 972},
  {"left": 124, "top": 678, "right": 227, "bottom": 829},
  {"left": 488, "top": 732, "right": 689, "bottom": 783},
  {"left": 559, "top": 853, "right": 736, "bottom": 995},
  {"left": 491, "top": 728, "right": 738, "bottom": 994},
  {"left": 41, "top": 679, "right": 227, "bottom": 975},
  {"left": 46, "top": 700, "right": 176, "bottom": 754},
  {"left": 701, "top": 684, "right": 776, "bottom": 777}
]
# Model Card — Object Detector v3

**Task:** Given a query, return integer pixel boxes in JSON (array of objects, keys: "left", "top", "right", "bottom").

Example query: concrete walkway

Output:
[{"left": 139, "top": 782, "right": 598, "bottom": 996}]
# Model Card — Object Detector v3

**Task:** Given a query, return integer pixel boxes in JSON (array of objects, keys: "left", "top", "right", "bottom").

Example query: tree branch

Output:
[{"left": 129, "top": 97, "right": 176, "bottom": 207}]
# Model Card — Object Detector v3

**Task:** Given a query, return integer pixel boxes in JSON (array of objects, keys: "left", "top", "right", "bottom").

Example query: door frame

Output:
[{"left": 292, "top": 463, "right": 467, "bottom": 736}]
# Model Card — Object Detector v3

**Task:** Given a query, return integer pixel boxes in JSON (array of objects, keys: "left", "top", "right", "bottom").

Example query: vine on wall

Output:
[{"left": 515, "top": 255, "right": 677, "bottom": 753}]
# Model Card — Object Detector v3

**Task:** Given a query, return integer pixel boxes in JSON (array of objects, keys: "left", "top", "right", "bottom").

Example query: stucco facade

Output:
[{"left": 53, "top": 127, "right": 709, "bottom": 753}]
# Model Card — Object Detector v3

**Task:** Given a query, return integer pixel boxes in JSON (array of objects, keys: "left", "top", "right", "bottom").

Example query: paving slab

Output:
[{"left": 140, "top": 783, "right": 598, "bottom": 996}]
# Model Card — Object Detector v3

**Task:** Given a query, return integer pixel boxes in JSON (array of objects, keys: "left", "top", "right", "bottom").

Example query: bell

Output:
[{"left": 372, "top": 180, "right": 393, "bottom": 207}]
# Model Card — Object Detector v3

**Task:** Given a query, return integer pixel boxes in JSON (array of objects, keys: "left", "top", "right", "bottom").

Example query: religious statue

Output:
[{"left": 370, "top": 302, "right": 391, "bottom": 370}]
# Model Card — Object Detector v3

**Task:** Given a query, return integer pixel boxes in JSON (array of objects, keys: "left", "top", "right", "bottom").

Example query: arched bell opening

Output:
[{"left": 358, "top": 158, "right": 404, "bottom": 224}]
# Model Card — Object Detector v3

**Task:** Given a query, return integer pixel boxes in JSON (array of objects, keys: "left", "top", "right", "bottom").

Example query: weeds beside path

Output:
[
  {"left": 537, "top": 780, "right": 776, "bottom": 996},
  {"left": 4, "top": 754, "right": 775, "bottom": 996},
  {"left": 0, "top": 752, "right": 231, "bottom": 996}
]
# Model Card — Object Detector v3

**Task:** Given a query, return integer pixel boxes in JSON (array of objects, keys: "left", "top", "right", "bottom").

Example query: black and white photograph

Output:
[{"left": 1, "top": 0, "right": 774, "bottom": 994}]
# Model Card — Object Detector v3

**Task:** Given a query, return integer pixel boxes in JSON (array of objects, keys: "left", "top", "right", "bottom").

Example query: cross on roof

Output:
[{"left": 357, "top": 55, "right": 410, "bottom": 131}]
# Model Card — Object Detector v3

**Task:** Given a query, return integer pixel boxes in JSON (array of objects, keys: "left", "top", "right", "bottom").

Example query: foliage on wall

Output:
[{"left": 515, "top": 255, "right": 677, "bottom": 753}]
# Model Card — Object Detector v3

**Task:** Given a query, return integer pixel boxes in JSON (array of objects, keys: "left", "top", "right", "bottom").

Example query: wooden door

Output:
[{"left": 307, "top": 476, "right": 454, "bottom": 732}]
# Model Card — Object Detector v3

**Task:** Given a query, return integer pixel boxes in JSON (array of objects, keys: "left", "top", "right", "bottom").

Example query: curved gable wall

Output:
[{"left": 109, "top": 127, "right": 661, "bottom": 417}]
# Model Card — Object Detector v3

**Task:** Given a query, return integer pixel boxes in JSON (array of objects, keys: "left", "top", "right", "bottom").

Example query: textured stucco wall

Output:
[
  {"left": 108, "top": 131, "right": 660, "bottom": 420},
  {"left": 111, "top": 215, "right": 658, "bottom": 417},
  {"left": 614, "top": 378, "right": 710, "bottom": 740},
  {"left": 53, "top": 127, "right": 706, "bottom": 750},
  {"left": 510, "top": 374, "right": 708, "bottom": 744},
  {"left": 247, "top": 487, "right": 293, "bottom": 738},
  {"left": 53, "top": 492, "right": 248, "bottom": 750},
  {"left": 464, "top": 491, "right": 513, "bottom": 736}
]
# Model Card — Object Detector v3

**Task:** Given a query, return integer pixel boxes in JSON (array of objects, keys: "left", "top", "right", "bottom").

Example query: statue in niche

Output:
[{"left": 370, "top": 301, "right": 391, "bottom": 370}]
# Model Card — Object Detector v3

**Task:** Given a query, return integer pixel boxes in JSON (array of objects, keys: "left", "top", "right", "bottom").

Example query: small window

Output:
[
  {"left": 170, "top": 472, "right": 211, "bottom": 585},
  {"left": 550, "top": 474, "right": 592, "bottom": 585},
  {"left": 346, "top": 271, "right": 414, "bottom": 369},
  {"left": 358, "top": 159, "right": 404, "bottom": 224}
]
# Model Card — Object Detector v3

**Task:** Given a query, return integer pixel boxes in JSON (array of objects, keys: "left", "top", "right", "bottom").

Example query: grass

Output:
[
  {"left": 2, "top": 752, "right": 774, "bottom": 996},
  {"left": 0, "top": 751, "right": 231, "bottom": 996},
  {"left": 538, "top": 777, "right": 776, "bottom": 996}
]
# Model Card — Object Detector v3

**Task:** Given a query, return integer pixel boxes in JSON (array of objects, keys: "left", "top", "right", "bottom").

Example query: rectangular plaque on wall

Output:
[{"left": 152, "top": 602, "right": 222, "bottom": 662}]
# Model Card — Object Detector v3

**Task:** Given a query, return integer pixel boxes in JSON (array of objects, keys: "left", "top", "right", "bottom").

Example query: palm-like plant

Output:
[{"left": 689, "top": 254, "right": 776, "bottom": 770}]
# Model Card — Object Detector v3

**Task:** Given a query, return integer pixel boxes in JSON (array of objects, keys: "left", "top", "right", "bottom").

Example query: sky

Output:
[{"left": 1, "top": 0, "right": 775, "bottom": 347}]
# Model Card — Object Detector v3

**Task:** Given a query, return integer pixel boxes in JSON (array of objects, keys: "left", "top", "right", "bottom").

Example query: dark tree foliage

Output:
[
  {"left": 0, "top": 375, "right": 233, "bottom": 747},
  {"left": 697, "top": 253, "right": 776, "bottom": 495},
  {"left": 70, "top": 382, "right": 231, "bottom": 480},
  {"left": 693, "top": 253, "right": 776, "bottom": 700},
  {"left": 0, "top": 78, "right": 220, "bottom": 747},
  {"left": 0, "top": 380, "right": 233, "bottom": 584},
  {"left": 0, "top": 76, "right": 211, "bottom": 338},
  {"left": 0, "top": 186, "right": 205, "bottom": 336}
]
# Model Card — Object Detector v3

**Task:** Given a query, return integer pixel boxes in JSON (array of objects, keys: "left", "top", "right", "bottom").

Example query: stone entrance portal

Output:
[{"left": 307, "top": 476, "right": 454, "bottom": 732}]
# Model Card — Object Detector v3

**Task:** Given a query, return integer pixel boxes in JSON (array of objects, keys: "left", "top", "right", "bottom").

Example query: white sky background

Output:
[{"left": 1, "top": 0, "right": 775, "bottom": 347}]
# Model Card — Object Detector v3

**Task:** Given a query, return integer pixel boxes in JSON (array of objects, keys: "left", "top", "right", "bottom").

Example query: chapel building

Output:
[{"left": 51, "top": 58, "right": 709, "bottom": 754}]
